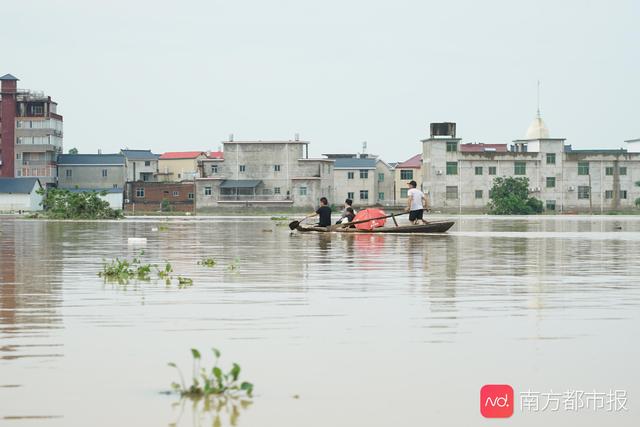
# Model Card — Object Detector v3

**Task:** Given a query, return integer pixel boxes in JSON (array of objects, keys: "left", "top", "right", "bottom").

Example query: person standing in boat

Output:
[
  {"left": 313, "top": 197, "right": 333, "bottom": 227},
  {"left": 405, "top": 180, "right": 429, "bottom": 225}
]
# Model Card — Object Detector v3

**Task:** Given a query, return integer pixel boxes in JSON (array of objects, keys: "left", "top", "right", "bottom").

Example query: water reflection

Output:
[{"left": 169, "top": 396, "right": 252, "bottom": 427}]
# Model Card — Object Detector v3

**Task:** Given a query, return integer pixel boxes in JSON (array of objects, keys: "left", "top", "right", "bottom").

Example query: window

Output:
[
  {"left": 144, "top": 161, "right": 151, "bottom": 166},
  {"left": 239, "top": 165, "right": 246, "bottom": 172},
  {"left": 136, "top": 188, "right": 145, "bottom": 198},
  {"left": 211, "top": 165, "right": 218, "bottom": 174},
  {"left": 606, "top": 167, "right": 614, "bottom": 176},
  {"left": 102, "top": 169, "right": 108, "bottom": 177},
  {"left": 578, "top": 186, "right": 590, "bottom": 199},
  {"left": 578, "top": 161, "right": 589, "bottom": 175},
  {"left": 475, "top": 166, "right": 483, "bottom": 175},
  {"left": 400, "top": 188, "right": 408, "bottom": 198},
  {"left": 173, "top": 191, "right": 179, "bottom": 197},
  {"left": 621, "top": 190, "right": 628, "bottom": 199},
  {"left": 546, "top": 153, "right": 556, "bottom": 165},
  {"left": 65, "top": 169, "right": 72, "bottom": 178},
  {"left": 274, "top": 164, "right": 281, "bottom": 172},
  {"left": 446, "top": 186, "right": 458, "bottom": 200},
  {"left": 400, "top": 170, "right": 413, "bottom": 180},
  {"left": 359, "top": 170, "right": 369, "bottom": 179},
  {"left": 546, "top": 200, "right": 556, "bottom": 211},
  {"left": 446, "top": 141, "right": 458, "bottom": 152},
  {"left": 475, "top": 190, "right": 483, "bottom": 199},
  {"left": 347, "top": 171, "right": 354, "bottom": 179},
  {"left": 16, "top": 153, "right": 21, "bottom": 159},
  {"left": 546, "top": 177, "right": 556, "bottom": 188},
  {"left": 514, "top": 161, "right": 526, "bottom": 175},
  {"left": 488, "top": 166, "right": 497, "bottom": 175},
  {"left": 620, "top": 167, "right": 627, "bottom": 176},
  {"left": 378, "top": 173, "right": 384, "bottom": 182},
  {"left": 31, "top": 105, "right": 44, "bottom": 115},
  {"left": 446, "top": 162, "right": 458, "bottom": 175},
  {"left": 113, "top": 184, "right": 118, "bottom": 189},
  {"left": 378, "top": 192, "right": 384, "bottom": 200},
  {"left": 347, "top": 192, "right": 354, "bottom": 199},
  {"left": 274, "top": 187, "right": 281, "bottom": 194},
  {"left": 204, "top": 187, "right": 212, "bottom": 196},
  {"left": 188, "top": 193, "right": 194, "bottom": 200},
  {"left": 299, "top": 186, "right": 307, "bottom": 196},
  {"left": 605, "top": 190, "right": 613, "bottom": 199},
  {"left": 360, "top": 190, "right": 369, "bottom": 200}
]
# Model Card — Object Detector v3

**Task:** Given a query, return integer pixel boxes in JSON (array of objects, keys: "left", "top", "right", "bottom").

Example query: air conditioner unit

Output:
[
  {"left": 124, "top": 199, "right": 130, "bottom": 203},
  {"left": 568, "top": 186, "right": 576, "bottom": 191},
  {"left": 436, "top": 170, "right": 443, "bottom": 175},
  {"left": 531, "top": 187, "right": 541, "bottom": 192}
]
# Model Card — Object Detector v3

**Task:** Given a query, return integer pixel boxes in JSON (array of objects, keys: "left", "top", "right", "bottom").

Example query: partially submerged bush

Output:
[
  {"left": 38, "top": 187, "right": 123, "bottom": 219},
  {"left": 169, "top": 348, "right": 254, "bottom": 399},
  {"left": 98, "top": 258, "right": 151, "bottom": 282}
]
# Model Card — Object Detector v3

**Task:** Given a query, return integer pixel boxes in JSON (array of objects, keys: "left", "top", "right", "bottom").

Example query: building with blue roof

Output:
[
  {"left": 0, "top": 178, "right": 43, "bottom": 211},
  {"left": 120, "top": 149, "right": 160, "bottom": 182}
]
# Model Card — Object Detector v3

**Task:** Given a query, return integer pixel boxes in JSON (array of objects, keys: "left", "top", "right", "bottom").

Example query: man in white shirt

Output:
[{"left": 405, "top": 180, "right": 429, "bottom": 224}]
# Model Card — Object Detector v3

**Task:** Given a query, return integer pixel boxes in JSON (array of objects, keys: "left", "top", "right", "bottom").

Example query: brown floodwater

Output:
[{"left": 0, "top": 215, "right": 639, "bottom": 426}]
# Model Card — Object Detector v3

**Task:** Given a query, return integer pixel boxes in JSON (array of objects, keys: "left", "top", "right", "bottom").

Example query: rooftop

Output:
[
  {"left": 120, "top": 149, "right": 160, "bottom": 160},
  {"left": 159, "top": 151, "right": 206, "bottom": 160},
  {"left": 333, "top": 157, "right": 377, "bottom": 169},
  {"left": 207, "top": 151, "right": 224, "bottom": 159},
  {"left": 0, "top": 73, "right": 19, "bottom": 81},
  {"left": 57, "top": 154, "right": 125, "bottom": 165},
  {"left": 224, "top": 140, "right": 309, "bottom": 144},
  {"left": 396, "top": 154, "right": 422, "bottom": 168},
  {"left": 0, "top": 178, "right": 40, "bottom": 194}
]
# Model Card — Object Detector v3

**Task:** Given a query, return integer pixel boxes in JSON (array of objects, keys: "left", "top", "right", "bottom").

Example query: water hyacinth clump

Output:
[
  {"left": 98, "top": 257, "right": 152, "bottom": 282},
  {"left": 198, "top": 257, "right": 216, "bottom": 268},
  {"left": 169, "top": 348, "right": 254, "bottom": 399}
]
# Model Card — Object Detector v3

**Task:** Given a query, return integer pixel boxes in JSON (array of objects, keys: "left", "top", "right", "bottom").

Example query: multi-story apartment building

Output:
[
  {"left": 423, "top": 119, "right": 640, "bottom": 213},
  {"left": 327, "top": 153, "right": 394, "bottom": 207},
  {"left": 0, "top": 74, "right": 63, "bottom": 184},
  {"left": 197, "top": 138, "right": 334, "bottom": 210},
  {"left": 120, "top": 149, "right": 159, "bottom": 182}
]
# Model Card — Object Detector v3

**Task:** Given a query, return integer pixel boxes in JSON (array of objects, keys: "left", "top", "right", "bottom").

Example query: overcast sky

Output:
[{"left": 3, "top": 0, "right": 638, "bottom": 161}]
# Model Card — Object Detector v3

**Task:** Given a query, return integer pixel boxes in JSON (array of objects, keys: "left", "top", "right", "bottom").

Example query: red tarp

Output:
[{"left": 353, "top": 208, "right": 387, "bottom": 230}]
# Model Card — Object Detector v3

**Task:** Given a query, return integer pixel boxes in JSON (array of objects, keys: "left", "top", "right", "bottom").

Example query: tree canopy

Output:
[
  {"left": 488, "top": 177, "right": 544, "bottom": 215},
  {"left": 38, "top": 188, "right": 123, "bottom": 219}
]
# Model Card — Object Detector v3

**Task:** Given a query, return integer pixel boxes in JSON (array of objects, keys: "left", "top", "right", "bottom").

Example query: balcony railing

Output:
[{"left": 218, "top": 194, "right": 292, "bottom": 202}]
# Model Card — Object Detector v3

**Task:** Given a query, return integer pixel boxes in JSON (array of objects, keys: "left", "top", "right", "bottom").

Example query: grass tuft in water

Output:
[
  {"left": 169, "top": 348, "right": 254, "bottom": 399},
  {"left": 177, "top": 276, "right": 193, "bottom": 288},
  {"left": 198, "top": 257, "right": 216, "bottom": 268}
]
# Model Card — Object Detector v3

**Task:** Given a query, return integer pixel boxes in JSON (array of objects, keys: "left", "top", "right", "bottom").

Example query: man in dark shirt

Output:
[{"left": 315, "top": 197, "right": 332, "bottom": 227}]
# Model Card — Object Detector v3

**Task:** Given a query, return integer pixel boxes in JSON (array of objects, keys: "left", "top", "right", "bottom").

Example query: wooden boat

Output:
[{"left": 296, "top": 220, "right": 455, "bottom": 234}]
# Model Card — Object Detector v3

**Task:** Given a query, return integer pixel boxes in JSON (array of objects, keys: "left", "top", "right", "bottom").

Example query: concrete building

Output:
[
  {"left": 125, "top": 181, "right": 195, "bottom": 213},
  {"left": 394, "top": 154, "right": 422, "bottom": 204},
  {"left": 0, "top": 177, "right": 43, "bottom": 211},
  {"left": 327, "top": 154, "right": 392, "bottom": 207},
  {"left": 157, "top": 151, "right": 212, "bottom": 181},
  {"left": 57, "top": 154, "right": 125, "bottom": 209},
  {"left": 197, "top": 139, "right": 333, "bottom": 211},
  {"left": 0, "top": 74, "right": 63, "bottom": 185},
  {"left": 422, "top": 119, "right": 640, "bottom": 213},
  {"left": 120, "top": 149, "right": 159, "bottom": 182}
]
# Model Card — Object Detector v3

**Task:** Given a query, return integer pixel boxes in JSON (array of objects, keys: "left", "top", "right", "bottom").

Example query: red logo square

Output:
[{"left": 481, "top": 384, "right": 514, "bottom": 418}]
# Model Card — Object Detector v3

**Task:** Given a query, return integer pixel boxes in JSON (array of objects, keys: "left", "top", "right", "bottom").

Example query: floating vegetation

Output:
[
  {"left": 227, "top": 258, "right": 240, "bottom": 272},
  {"left": 177, "top": 276, "right": 193, "bottom": 288},
  {"left": 169, "top": 348, "right": 254, "bottom": 399},
  {"left": 159, "top": 225, "right": 169, "bottom": 232},
  {"left": 270, "top": 216, "right": 289, "bottom": 221},
  {"left": 157, "top": 262, "right": 173, "bottom": 279},
  {"left": 98, "top": 258, "right": 152, "bottom": 282},
  {"left": 198, "top": 257, "right": 216, "bottom": 268}
]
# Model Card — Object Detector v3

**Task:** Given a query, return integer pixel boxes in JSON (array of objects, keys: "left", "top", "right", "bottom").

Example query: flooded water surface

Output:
[{"left": 1, "top": 216, "right": 639, "bottom": 426}]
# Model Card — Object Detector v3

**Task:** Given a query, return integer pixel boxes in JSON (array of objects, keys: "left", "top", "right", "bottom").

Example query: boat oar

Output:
[
  {"left": 288, "top": 213, "right": 316, "bottom": 230},
  {"left": 329, "top": 211, "right": 410, "bottom": 231}
]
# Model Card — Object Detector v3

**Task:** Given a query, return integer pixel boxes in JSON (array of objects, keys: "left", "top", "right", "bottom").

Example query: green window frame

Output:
[
  {"left": 474, "top": 190, "right": 483, "bottom": 199},
  {"left": 546, "top": 177, "right": 556, "bottom": 188},
  {"left": 400, "top": 188, "right": 408, "bottom": 198},
  {"left": 578, "top": 162, "right": 589, "bottom": 175},
  {"left": 446, "top": 162, "right": 458, "bottom": 175},
  {"left": 446, "top": 141, "right": 458, "bottom": 152},
  {"left": 578, "top": 186, "right": 590, "bottom": 199},
  {"left": 514, "top": 161, "right": 526, "bottom": 175},
  {"left": 359, "top": 170, "right": 369, "bottom": 179},
  {"left": 400, "top": 170, "right": 413, "bottom": 180},
  {"left": 620, "top": 167, "right": 627, "bottom": 176},
  {"left": 545, "top": 200, "right": 556, "bottom": 211},
  {"left": 605, "top": 167, "right": 614, "bottom": 176},
  {"left": 445, "top": 186, "right": 458, "bottom": 199},
  {"left": 378, "top": 173, "right": 384, "bottom": 182},
  {"left": 347, "top": 171, "right": 354, "bottom": 179},
  {"left": 475, "top": 166, "right": 483, "bottom": 175},
  {"left": 488, "top": 166, "right": 497, "bottom": 175},
  {"left": 378, "top": 192, "right": 384, "bottom": 200},
  {"left": 546, "top": 153, "right": 556, "bottom": 165}
]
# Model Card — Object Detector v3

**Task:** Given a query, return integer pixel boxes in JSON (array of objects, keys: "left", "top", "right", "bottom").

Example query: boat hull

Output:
[{"left": 296, "top": 221, "right": 455, "bottom": 234}]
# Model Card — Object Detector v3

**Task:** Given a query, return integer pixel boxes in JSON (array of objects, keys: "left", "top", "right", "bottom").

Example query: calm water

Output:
[{"left": 1, "top": 215, "right": 639, "bottom": 426}]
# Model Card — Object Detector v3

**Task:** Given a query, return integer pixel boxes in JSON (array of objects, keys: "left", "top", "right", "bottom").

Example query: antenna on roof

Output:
[
  {"left": 537, "top": 80, "right": 541, "bottom": 118},
  {"left": 362, "top": 141, "right": 367, "bottom": 154},
  {"left": 229, "top": 133, "right": 234, "bottom": 142},
  {"left": 294, "top": 133, "right": 300, "bottom": 142}
]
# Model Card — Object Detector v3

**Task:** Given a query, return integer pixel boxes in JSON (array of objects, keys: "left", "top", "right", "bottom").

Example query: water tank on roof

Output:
[{"left": 430, "top": 122, "right": 456, "bottom": 138}]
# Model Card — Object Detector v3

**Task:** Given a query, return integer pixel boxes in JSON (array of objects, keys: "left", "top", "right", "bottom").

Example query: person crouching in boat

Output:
[
  {"left": 313, "top": 197, "right": 333, "bottom": 227},
  {"left": 339, "top": 207, "right": 356, "bottom": 227},
  {"left": 405, "top": 180, "right": 429, "bottom": 225},
  {"left": 336, "top": 198, "right": 355, "bottom": 224}
]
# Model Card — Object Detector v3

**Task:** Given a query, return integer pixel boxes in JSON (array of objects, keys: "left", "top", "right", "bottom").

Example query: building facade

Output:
[
  {"left": 328, "top": 154, "right": 392, "bottom": 207},
  {"left": 120, "top": 149, "right": 159, "bottom": 182},
  {"left": 158, "top": 151, "right": 210, "bottom": 181},
  {"left": 125, "top": 181, "right": 195, "bottom": 213},
  {"left": 57, "top": 154, "right": 126, "bottom": 209},
  {"left": 196, "top": 139, "right": 334, "bottom": 210},
  {"left": 422, "top": 120, "right": 640, "bottom": 213},
  {"left": 0, "top": 177, "right": 43, "bottom": 211},
  {"left": 0, "top": 74, "right": 63, "bottom": 184},
  {"left": 394, "top": 154, "right": 422, "bottom": 204}
]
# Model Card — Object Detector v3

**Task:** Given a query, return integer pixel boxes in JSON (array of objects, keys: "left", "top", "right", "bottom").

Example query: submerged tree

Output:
[
  {"left": 488, "top": 177, "right": 544, "bottom": 215},
  {"left": 38, "top": 188, "right": 124, "bottom": 219}
]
